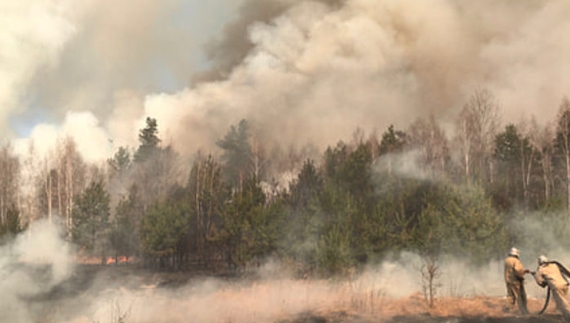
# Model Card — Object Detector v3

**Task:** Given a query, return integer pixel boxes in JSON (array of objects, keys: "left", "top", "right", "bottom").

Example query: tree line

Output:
[{"left": 2, "top": 89, "right": 570, "bottom": 276}]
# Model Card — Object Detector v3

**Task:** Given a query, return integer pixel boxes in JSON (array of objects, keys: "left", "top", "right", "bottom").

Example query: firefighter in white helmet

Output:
[
  {"left": 532, "top": 255, "right": 570, "bottom": 322},
  {"left": 504, "top": 247, "right": 529, "bottom": 314}
]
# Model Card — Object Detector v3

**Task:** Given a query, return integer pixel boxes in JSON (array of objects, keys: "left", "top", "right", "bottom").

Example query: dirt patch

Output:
[
  {"left": 276, "top": 291, "right": 565, "bottom": 323},
  {"left": 281, "top": 311, "right": 564, "bottom": 323},
  {"left": 20, "top": 266, "right": 566, "bottom": 323}
]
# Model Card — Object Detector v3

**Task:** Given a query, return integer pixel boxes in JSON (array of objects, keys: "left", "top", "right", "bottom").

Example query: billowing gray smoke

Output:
[
  {"left": 0, "top": 220, "right": 75, "bottom": 322},
  {"left": 198, "top": 0, "right": 347, "bottom": 82},
  {"left": 5, "top": 0, "right": 570, "bottom": 163},
  {"left": 144, "top": 0, "right": 568, "bottom": 157}
]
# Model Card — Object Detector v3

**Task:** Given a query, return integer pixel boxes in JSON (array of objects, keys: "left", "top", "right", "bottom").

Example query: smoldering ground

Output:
[{"left": 0, "top": 219, "right": 565, "bottom": 323}]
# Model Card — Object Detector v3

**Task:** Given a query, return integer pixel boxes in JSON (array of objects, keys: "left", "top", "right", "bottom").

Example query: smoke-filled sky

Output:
[{"left": 3, "top": 0, "right": 570, "bottom": 162}]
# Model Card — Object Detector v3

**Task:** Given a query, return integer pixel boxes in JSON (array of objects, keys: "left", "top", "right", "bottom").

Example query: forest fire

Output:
[
  {"left": 105, "top": 256, "right": 129, "bottom": 265},
  {"left": 4, "top": 0, "right": 570, "bottom": 322}
]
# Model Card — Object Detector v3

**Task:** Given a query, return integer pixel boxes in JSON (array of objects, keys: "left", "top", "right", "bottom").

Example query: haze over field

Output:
[
  {"left": 0, "top": 220, "right": 556, "bottom": 323},
  {"left": 2, "top": 0, "right": 569, "bottom": 162}
]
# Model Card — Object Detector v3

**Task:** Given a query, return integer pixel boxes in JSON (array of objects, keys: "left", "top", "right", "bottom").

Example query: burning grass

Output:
[
  {"left": 50, "top": 266, "right": 563, "bottom": 323},
  {"left": 12, "top": 259, "right": 559, "bottom": 323}
]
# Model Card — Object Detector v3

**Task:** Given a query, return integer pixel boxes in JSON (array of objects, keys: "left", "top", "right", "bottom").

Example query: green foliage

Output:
[
  {"left": 353, "top": 202, "right": 390, "bottom": 261},
  {"left": 134, "top": 117, "right": 161, "bottom": 163},
  {"left": 493, "top": 124, "right": 535, "bottom": 208},
  {"left": 141, "top": 199, "right": 189, "bottom": 257},
  {"left": 109, "top": 195, "right": 139, "bottom": 261},
  {"left": 495, "top": 124, "right": 526, "bottom": 162},
  {"left": 555, "top": 98, "right": 570, "bottom": 148},
  {"left": 540, "top": 196, "right": 566, "bottom": 212},
  {"left": 324, "top": 141, "right": 349, "bottom": 183},
  {"left": 316, "top": 224, "right": 352, "bottom": 276},
  {"left": 211, "top": 176, "right": 285, "bottom": 268},
  {"left": 341, "top": 143, "right": 374, "bottom": 198},
  {"left": 323, "top": 142, "right": 374, "bottom": 207},
  {"left": 72, "top": 181, "right": 110, "bottom": 254},
  {"left": 216, "top": 119, "right": 253, "bottom": 186},
  {"left": 281, "top": 159, "right": 324, "bottom": 266},
  {"left": 417, "top": 183, "right": 508, "bottom": 264},
  {"left": 108, "top": 146, "right": 132, "bottom": 173},
  {"left": 379, "top": 124, "right": 407, "bottom": 156},
  {"left": 371, "top": 176, "right": 431, "bottom": 250},
  {"left": 289, "top": 159, "right": 322, "bottom": 211},
  {"left": 47, "top": 112, "right": 562, "bottom": 276},
  {"left": 361, "top": 176, "right": 508, "bottom": 266},
  {"left": 315, "top": 182, "right": 358, "bottom": 271}
]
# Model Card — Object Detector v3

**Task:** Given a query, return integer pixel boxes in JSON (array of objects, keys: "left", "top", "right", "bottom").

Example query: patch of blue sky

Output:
[
  {"left": 11, "top": 0, "right": 244, "bottom": 138},
  {"left": 9, "top": 104, "right": 56, "bottom": 138}
]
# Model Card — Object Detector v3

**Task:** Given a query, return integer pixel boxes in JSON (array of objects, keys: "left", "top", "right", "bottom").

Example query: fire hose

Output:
[
  {"left": 528, "top": 259, "right": 570, "bottom": 316},
  {"left": 537, "top": 285, "right": 551, "bottom": 315},
  {"left": 526, "top": 270, "right": 550, "bottom": 315}
]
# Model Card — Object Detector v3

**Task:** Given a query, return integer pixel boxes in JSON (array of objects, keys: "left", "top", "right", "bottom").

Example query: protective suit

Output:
[
  {"left": 533, "top": 255, "right": 570, "bottom": 322},
  {"left": 504, "top": 247, "right": 529, "bottom": 314}
]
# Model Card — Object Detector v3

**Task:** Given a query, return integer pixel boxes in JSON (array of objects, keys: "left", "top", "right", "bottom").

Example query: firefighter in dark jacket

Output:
[{"left": 504, "top": 247, "right": 529, "bottom": 314}]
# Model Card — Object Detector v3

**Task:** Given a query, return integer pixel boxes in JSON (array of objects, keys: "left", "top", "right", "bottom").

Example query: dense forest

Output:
[{"left": 2, "top": 89, "right": 570, "bottom": 277}]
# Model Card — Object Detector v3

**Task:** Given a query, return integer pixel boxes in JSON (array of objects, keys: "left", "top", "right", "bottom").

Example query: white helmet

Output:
[
  {"left": 538, "top": 255, "right": 549, "bottom": 265},
  {"left": 509, "top": 247, "right": 520, "bottom": 257}
]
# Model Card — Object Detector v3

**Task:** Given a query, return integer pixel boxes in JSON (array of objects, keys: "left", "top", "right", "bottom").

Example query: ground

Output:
[
  {"left": 306, "top": 295, "right": 563, "bottom": 323},
  {"left": 21, "top": 265, "right": 568, "bottom": 323}
]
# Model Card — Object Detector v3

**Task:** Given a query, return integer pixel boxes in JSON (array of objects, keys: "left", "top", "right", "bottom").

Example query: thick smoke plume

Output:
[
  {"left": 3, "top": 0, "right": 569, "bottom": 162},
  {"left": 0, "top": 220, "right": 75, "bottom": 322}
]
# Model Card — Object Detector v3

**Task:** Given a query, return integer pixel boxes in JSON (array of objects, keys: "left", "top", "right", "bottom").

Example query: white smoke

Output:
[
  {"left": 0, "top": 0, "right": 76, "bottom": 134},
  {"left": 0, "top": 220, "right": 75, "bottom": 322},
  {"left": 0, "top": 0, "right": 570, "bottom": 165},
  {"left": 3, "top": 0, "right": 570, "bottom": 164},
  {"left": 139, "top": 0, "right": 570, "bottom": 157}
]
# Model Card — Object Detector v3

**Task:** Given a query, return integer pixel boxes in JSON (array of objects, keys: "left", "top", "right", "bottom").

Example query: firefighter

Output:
[
  {"left": 504, "top": 247, "right": 529, "bottom": 314},
  {"left": 532, "top": 255, "right": 570, "bottom": 322}
]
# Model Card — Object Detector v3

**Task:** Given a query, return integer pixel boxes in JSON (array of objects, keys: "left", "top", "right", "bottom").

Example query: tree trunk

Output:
[
  {"left": 566, "top": 152, "right": 570, "bottom": 210},
  {"left": 45, "top": 161, "right": 53, "bottom": 224},
  {"left": 57, "top": 164, "right": 62, "bottom": 223},
  {"left": 542, "top": 155, "right": 551, "bottom": 203}
]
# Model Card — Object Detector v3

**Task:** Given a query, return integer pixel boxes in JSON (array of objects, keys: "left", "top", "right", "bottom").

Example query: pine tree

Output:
[
  {"left": 141, "top": 199, "right": 189, "bottom": 270},
  {"left": 134, "top": 117, "right": 161, "bottom": 163},
  {"left": 109, "top": 195, "right": 139, "bottom": 264},
  {"left": 216, "top": 119, "right": 253, "bottom": 188},
  {"left": 72, "top": 181, "right": 110, "bottom": 263},
  {"left": 211, "top": 176, "right": 284, "bottom": 270},
  {"left": 108, "top": 146, "right": 132, "bottom": 173}
]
